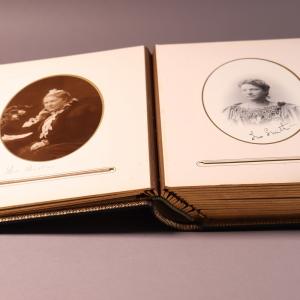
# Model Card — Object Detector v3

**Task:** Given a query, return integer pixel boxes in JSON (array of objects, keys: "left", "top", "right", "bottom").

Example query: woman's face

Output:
[
  {"left": 43, "top": 95, "right": 66, "bottom": 112},
  {"left": 240, "top": 83, "right": 266, "bottom": 101}
]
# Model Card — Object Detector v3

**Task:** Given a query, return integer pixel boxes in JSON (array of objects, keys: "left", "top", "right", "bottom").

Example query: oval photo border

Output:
[
  {"left": 0, "top": 74, "right": 104, "bottom": 161},
  {"left": 201, "top": 58, "right": 300, "bottom": 145}
]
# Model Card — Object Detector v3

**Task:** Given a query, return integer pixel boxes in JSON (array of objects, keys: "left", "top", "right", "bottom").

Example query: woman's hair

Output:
[
  {"left": 238, "top": 79, "right": 270, "bottom": 96},
  {"left": 43, "top": 89, "right": 72, "bottom": 102}
]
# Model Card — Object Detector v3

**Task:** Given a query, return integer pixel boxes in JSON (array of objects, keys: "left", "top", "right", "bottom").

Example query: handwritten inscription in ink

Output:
[
  {"left": 2, "top": 164, "right": 51, "bottom": 176},
  {"left": 249, "top": 123, "right": 296, "bottom": 141}
]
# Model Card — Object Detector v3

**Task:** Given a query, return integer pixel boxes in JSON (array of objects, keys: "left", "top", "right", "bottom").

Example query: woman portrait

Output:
[
  {"left": 202, "top": 58, "right": 300, "bottom": 144},
  {"left": 223, "top": 79, "right": 300, "bottom": 126},
  {"left": 0, "top": 75, "right": 103, "bottom": 161}
]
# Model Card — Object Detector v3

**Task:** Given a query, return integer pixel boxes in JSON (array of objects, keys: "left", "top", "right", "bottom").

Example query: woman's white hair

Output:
[{"left": 44, "top": 89, "right": 72, "bottom": 101}]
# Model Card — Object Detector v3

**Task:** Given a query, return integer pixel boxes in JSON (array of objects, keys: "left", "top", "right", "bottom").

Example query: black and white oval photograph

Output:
[
  {"left": 0, "top": 75, "right": 103, "bottom": 161},
  {"left": 202, "top": 58, "right": 300, "bottom": 144}
]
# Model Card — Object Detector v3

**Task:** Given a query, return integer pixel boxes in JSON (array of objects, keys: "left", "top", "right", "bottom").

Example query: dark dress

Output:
[{"left": 3, "top": 99, "right": 101, "bottom": 161}]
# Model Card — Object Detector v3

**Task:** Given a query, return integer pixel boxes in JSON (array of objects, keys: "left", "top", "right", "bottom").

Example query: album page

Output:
[
  {"left": 0, "top": 46, "right": 152, "bottom": 208},
  {"left": 155, "top": 38, "right": 300, "bottom": 187}
]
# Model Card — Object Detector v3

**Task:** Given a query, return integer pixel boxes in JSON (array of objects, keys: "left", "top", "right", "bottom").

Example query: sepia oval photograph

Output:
[
  {"left": 202, "top": 58, "right": 300, "bottom": 144},
  {"left": 0, "top": 75, "right": 103, "bottom": 161}
]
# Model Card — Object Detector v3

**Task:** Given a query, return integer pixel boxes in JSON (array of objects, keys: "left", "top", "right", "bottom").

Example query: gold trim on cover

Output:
[{"left": 0, "top": 199, "right": 150, "bottom": 223}]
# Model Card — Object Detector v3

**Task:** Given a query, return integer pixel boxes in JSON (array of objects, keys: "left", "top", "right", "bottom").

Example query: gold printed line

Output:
[
  {"left": 196, "top": 157, "right": 300, "bottom": 166},
  {"left": 0, "top": 167, "right": 116, "bottom": 185}
]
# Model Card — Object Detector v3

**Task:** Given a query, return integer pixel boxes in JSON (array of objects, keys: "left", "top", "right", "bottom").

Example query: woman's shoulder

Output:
[
  {"left": 276, "top": 101, "right": 299, "bottom": 108},
  {"left": 223, "top": 102, "right": 242, "bottom": 112},
  {"left": 224, "top": 101, "right": 298, "bottom": 111},
  {"left": 58, "top": 100, "right": 99, "bottom": 122}
]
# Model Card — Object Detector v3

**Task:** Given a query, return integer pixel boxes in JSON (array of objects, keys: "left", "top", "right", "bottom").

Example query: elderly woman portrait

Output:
[
  {"left": 1, "top": 88, "right": 101, "bottom": 161},
  {"left": 223, "top": 79, "right": 300, "bottom": 126}
]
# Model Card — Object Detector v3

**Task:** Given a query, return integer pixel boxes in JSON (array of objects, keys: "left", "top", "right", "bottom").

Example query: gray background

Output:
[{"left": 1, "top": 1, "right": 300, "bottom": 299}]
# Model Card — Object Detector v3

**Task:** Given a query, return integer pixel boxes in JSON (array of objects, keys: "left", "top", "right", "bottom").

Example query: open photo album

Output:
[{"left": 0, "top": 38, "right": 299, "bottom": 230}]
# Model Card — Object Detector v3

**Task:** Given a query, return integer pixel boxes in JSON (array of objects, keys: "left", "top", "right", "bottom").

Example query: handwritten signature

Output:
[
  {"left": 3, "top": 164, "right": 51, "bottom": 176},
  {"left": 249, "top": 123, "right": 296, "bottom": 141}
]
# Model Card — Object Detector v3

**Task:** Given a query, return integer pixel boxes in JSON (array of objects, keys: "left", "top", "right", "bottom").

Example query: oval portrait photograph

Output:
[
  {"left": 0, "top": 75, "right": 103, "bottom": 161},
  {"left": 202, "top": 58, "right": 300, "bottom": 144}
]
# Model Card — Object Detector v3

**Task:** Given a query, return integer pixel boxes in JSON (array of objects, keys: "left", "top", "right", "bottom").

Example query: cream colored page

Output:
[
  {"left": 0, "top": 46, "right": 151, "bottom": 207},
  {"left": 156, "top": 39, "right": 300, "bottom": 187}
]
